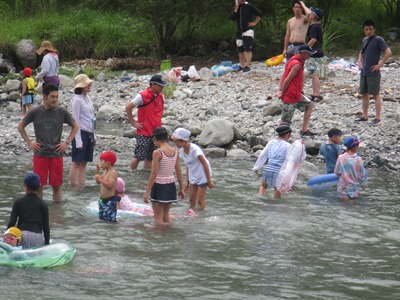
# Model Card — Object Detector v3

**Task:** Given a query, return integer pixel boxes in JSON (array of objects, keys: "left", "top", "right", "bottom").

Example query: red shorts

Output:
[{"left": 33, "top": 156, "right": 64, "bottom": 187}]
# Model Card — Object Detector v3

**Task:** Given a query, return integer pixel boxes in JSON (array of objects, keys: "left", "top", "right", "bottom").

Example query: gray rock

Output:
[
  {"left": 4, "top": 80, "right": 20, "bottom": 93},
  {"left": 227, "top": 148, "right": 251, "bottom": 158},
  {"left": 59, "top": 75, "right": 74, "bottom": 89},
  {"left": 198, "top": 119, "right": 235, "bottom": 147},
  {"left": 203, "top": 147, "right": 226, "bottom": 158},
  {"left": 263, "top": 102, "right": 282, "bottom": 117},
  {"left": 15, "top": 39, "right": 36, "bottom": 68}
]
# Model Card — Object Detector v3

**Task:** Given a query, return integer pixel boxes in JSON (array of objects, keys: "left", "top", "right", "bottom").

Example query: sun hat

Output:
[
  {"left": 298, "top": 45, "right": 317, "bottom": 55},
  {"left": 22, "top": 67, "right": 33, "bottom": 77},
  {"left": 24, "top": 173, "right": 41, "bottom": 190},
  {"left": 275, "top": 124, "right": 292, "bottom": 135},
  {"left": 74, "top": 74, "right": 93, "bottom": 89},
  {"left": 310, "top": 7, "right": 324, "bottom": 20},
  {"left": 100, "top": 151, "right": 117, "bottom": 166},
  {"left": 4, "top": 227, "right": 22, "bottom": 240},
  {"left": 172, "top": 128, "right": 191, "bottom": 141},
  {"left": 343, "top": 136, "right": 360, "bottom": 149},
  {"left": 116, "top": 178, "right": 125, "bottom": 194},
  {"left": 149, "top": 74, "right": 167, "bottom": 86},
  {"left": 36, "top": 40, "right": 56, "bottom": 55}
]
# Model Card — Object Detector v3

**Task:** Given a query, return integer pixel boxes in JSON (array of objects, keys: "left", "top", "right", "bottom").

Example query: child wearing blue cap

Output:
[
  {"left": 7, "top": 173, "right": 50, "bottom": 249},
  {"left": 334, "top": 136, "right": 368, "bottom": 200}
]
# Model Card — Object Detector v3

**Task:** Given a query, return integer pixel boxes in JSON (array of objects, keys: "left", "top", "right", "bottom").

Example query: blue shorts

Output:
[
  {"left": 262, "top": 172, "right": 278, "bottom": 188},
  {"left": 22, "top": 94, "right": 35, "bottom": 106},
  {"left": 98, "top": 195, "right": 121, "bottom": 222},
  {"left": 134, "top": 135, "right": 157, "bottom": 161},
  {"left": 71, "top": 131, "right": 94, "bottom": 163}
]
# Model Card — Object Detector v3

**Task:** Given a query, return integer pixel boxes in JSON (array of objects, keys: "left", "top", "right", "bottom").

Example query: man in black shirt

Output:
[
  {"left": 7, "top": 173, "right": 50, "bottom": 249},
  {"left": 230, "top": 0, "right": 262, "bottom": 72}
]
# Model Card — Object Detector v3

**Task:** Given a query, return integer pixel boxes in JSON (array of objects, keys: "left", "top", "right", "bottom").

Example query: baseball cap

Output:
[
  {"left": 343, "top": 136, "right": 360, "bottom": 149},
  {"left": 149, "top": 75, "right": 167, "bottom": 86},
  {"left": 298, "top": 45, "right": 317, "bottom": 55},
  {"left": 310, "top": 7, "right": 324, "bottom": 20}
]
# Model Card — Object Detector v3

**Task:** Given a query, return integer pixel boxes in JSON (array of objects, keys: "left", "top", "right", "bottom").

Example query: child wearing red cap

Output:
[
  {"left": 94, "top": 151, "right": 120, "bottom": 222},
  {"left": 19, "top": 67, "right": 37, "bottom": 118}
]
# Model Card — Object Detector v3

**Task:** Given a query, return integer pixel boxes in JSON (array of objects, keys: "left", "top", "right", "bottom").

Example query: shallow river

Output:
[{"left": 0, "top": 153, "right": 399, "bottom": 299}]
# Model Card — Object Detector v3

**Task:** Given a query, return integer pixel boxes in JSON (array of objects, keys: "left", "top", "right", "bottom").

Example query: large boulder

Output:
[
  {"left": 4, "top": 79, "right": 20, "bottom": 93},
  {"left": 15, "top": 39, "right": 36, "bottom": 69},
  {"left": 59, "top": 75, "right": 75, "bottom": 89},
  {"left": 198, "top": 119, "right": 235, "bottom": 147},
  {"left": 97, "top": 104, "right": 120, "bottom": 120}
]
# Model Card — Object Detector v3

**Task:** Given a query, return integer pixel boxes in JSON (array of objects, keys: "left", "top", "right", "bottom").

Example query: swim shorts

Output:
[
  {"left": 281, "top": 95, "right": 314, "bottom": 123},
  {"left": 134, "top": 135, "right": 157, "bottom": 161}
]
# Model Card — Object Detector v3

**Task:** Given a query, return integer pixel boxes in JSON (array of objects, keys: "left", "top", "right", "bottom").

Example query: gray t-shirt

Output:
[
  {"left": 361, "top": 35, "right": 388, "bottom": 76},
  {"left": 23, "top": 105, "right": 75, "bottom": 158}
]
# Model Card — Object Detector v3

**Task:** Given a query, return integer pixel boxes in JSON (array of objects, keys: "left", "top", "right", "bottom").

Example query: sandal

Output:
[
  {"left": 355, "top": 117, "right": 368, "bottom": 122},
  {"left": 313, "top": 95, "right": 324, "bottom": 103}
]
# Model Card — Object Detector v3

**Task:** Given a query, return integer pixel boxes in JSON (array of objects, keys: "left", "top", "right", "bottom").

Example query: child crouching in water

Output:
[
  {"left": 252, "top": 124, "right": 292, "bottom": 198},
  {"left": 94, "top": 151, "right": 120, "bottom": 222},
  {"left": 319, "top": 128, "right": 343, "bottom": 174},
  {"left": 144, "top": 127, "right": 185, "bottom": 225},
  {"left": 171, "top": 128, "right": 214, "bottom": 211},
  {"left": 116, "top": 177, "right": 153, "bottom": 215},
  {"left": 334, "top": 136, "right": 368, "bottom": 200}
]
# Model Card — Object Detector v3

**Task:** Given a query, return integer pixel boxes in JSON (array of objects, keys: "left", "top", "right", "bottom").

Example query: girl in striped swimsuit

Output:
[{"left": 144, "top": 127, "right": 185, "bottom": 225}]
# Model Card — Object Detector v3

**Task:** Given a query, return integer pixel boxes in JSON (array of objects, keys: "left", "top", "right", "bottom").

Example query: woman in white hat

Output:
[
  {"left": 36, "top": 40, "right": 60, "bottom": 88},
  {"left": 68, "top": 74, "right": 96, "bottom": 187}
]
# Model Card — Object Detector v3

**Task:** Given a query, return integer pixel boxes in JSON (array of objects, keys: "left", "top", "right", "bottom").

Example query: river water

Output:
[{"left": 0, "top": 152, "right": 399, "bottom": 299}]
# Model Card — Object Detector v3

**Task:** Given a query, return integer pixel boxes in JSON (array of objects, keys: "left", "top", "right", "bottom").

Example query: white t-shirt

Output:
[{"left": 180, "top": 143, "right": 212, "bottom": 185}]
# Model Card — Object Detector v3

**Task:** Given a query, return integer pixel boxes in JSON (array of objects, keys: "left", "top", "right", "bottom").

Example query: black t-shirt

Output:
[
  {"left": 7, "top": 193, "right": 50, "bottom": 245},
  {"left": 230, "top": 3, "right": 262, "bottom": 35},
  {"left": 307, "top": 23, "right": 324, "bottom": 57}
]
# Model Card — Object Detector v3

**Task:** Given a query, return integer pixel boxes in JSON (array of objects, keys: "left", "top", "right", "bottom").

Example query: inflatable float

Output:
[
  {"left": 307, "top": 172, "right": 368, "bottom": 191},
  {"left": 307, "top": 173, "right": 338, "bottom": 190},
  {"left": 0, "top": 241, "right": 76, "bottom": 268},
  {"left": 276, "top": 140, "right": 306, "bottom": 193},
  {"left": 86, "top": 201, "right": 153, "bottom": 218},
  {"left": 265, "top": 54, "right": 285, "bottom": 67}
]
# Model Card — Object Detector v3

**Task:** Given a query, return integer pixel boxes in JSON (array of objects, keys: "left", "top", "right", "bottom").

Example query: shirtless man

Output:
[
  {"left": 94, "top": 151, "right": 120, "bottom": 222},
  {"left": 283, "top": 0, "right": 309, "bottom": 61}
]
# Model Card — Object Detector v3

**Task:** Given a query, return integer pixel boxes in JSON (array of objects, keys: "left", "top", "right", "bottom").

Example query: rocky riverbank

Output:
[{"left": 1, "top": 57, "right": 400, "bottom": 172}]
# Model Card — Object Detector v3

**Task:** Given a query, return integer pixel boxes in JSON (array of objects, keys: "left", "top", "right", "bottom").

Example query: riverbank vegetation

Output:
[{"left": 0, "top": 0, "right": 398, "bottom": 61}]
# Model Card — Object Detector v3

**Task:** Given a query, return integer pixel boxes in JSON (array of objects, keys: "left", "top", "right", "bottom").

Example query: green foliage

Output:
[{"left": 0, "top": 0, "right": 397, "bottom": 60}]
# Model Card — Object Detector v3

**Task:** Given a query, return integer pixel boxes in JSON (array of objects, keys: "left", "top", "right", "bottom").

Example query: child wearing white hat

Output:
[{"left": 172, "top": 128, "right": 214, "bottom": 211}]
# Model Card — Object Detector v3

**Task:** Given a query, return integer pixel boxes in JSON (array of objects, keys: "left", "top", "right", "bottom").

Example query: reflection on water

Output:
[{"left": 0, "top": 156, "right": 400, "bottom": 299}]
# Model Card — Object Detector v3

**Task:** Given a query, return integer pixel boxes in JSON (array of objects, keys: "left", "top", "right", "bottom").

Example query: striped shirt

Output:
[
  {"left": 36, "top": 52, "right": 59, "bottom": 80},
  {"left": 155, "top": 148, "right": 177, "bottom": 184}
]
